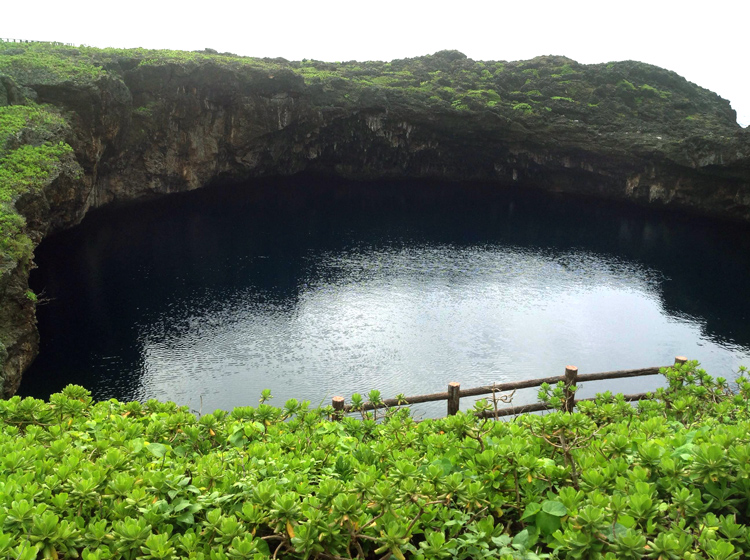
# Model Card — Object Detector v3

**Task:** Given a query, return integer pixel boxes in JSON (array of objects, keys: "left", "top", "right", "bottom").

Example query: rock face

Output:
[{"left": 1, "top": 45, "right": 750, "bottom": 396}]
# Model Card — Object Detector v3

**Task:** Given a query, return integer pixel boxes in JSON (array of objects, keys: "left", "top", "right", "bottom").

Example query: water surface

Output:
[{"left": 21, "top": 179, "right": 750, "bottom": 416}]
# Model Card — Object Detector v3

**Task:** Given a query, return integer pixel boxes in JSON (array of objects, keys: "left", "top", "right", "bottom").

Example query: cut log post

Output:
[
  {"left": 674, "top": 356, "right": 688, "bottom": 365},
  {"left": 447, "top": 382, "right": 461, "bottom": 416},
  {"left": 563, "top": 366, "right": 578, "bottom": 413},
  {"left": 332, "top": 396, "right": 345, "bottom": 421}
]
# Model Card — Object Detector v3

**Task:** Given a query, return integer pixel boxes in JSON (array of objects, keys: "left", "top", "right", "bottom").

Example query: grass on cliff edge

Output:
[
  {"left": 0, "top": 104, "right": 76, "bottom": 272},
  {"left": 1, "top": 361, "right": 749, "bottom": 560},
  {"left": 0, "top": 40, "right": 738, "bottom": 133}
]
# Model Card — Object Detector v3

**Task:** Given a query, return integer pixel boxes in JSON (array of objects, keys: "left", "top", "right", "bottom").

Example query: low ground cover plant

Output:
[{"left": 1, "top": 361, "right": 749, "bottom": 559}]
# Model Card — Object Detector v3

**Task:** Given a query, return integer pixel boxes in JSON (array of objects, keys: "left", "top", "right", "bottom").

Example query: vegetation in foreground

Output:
[{"left": 1, "top": 362, "right": 749, "bottom": 559}]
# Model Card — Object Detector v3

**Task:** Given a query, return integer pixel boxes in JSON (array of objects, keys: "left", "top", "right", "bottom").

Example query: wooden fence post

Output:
[
  {"left": 332, "top": 396, "right": 345, "bottom": 421},
  {"left": 563, "top": 366, "right": 578, "bottom": 412},
  {"left": 674, "top": 356, "right": 687, "bottom": 365},
  {"left": 447, "top": 382, "right": 461, "bottom": 416}
]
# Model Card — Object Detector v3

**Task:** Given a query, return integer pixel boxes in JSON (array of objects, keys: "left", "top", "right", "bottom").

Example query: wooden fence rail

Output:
[
  {"left": 1, "top": 38, "right": 78, "bottom": 46},
  {"left": 331, "top": 356, "right": 688, "bottom": 419}
]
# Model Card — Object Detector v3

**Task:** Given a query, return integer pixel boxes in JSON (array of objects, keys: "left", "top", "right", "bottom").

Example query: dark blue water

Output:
[{"left": 20, "top": 178, "right": 750, "bottom": 416}]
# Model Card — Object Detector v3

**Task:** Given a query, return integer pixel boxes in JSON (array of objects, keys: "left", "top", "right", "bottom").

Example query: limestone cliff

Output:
[{"left": 1, "top": 43, "right": 749, "bottom": 396}]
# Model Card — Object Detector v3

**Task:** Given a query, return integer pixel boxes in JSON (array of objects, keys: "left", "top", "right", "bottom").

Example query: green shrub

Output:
[
  {"left": 0, "top": 43, "right": 104, "bottom": 85},
  {"left": 0, "top": 363, "right": 747, "bottom": 559},
  {"left": 513, "top": 102, "right": 534, "bottom": 114},
  {"left": 0, "top": 142, "right": 73, "bottom": 201},
  {"left": 0, "top": 103, "right": 75, "bottom": 268},
  {"left": 640, "top": 83, "right": 672, "bottom": 100},
  {"left": 551, "top": 64, "right": 576, "bottom": 78}
]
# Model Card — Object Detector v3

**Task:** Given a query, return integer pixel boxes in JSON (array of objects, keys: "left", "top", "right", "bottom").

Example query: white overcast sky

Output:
[{"left": 3, "top": 0, "right": 749, "bottom": 126}]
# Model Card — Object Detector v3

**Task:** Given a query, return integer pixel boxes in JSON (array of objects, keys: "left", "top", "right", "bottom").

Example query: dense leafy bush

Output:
[
  {"left": 0, "top": 43, "right": 104, "bottom": 85},
  {"left": 1, "top": 362, "right": 749, "bottom": 559}
]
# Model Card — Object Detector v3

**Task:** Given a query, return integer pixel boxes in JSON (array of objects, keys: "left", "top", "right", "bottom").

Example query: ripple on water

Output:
[
  {"left": 22, "top": 181, "right": 750, "bottom": 415},
  {"left": 129, "top": 244, "right": 748, "bottom": 415}
]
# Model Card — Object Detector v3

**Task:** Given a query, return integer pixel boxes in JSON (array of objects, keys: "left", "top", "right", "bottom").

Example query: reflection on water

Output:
[{"left": 21, "top": 179, "right": 750, "bottom": 416}]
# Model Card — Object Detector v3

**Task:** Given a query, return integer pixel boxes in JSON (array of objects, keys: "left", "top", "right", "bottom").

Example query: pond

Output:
[{"left": 19, "top": 178, "right": 750, "bottom": 417}]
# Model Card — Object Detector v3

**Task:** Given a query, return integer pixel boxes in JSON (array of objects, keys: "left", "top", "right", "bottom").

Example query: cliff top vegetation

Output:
[
  {"left": 0, "top": 41, "right": 741, "bottom": 136},
  {"left": 0, "top": 101, "right": 76, "bottom": 274},
  {"left": 0, "top": 39, "right": 745, "bottom": 315}
]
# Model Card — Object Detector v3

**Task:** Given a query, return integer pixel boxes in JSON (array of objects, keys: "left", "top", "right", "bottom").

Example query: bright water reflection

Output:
[{"left": 22, "top": 180, "right": 750, "bottom": 416}]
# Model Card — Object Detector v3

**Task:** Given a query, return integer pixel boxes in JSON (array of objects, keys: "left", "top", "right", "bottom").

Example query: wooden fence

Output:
[
  {"left": 1, "top": 38, "right": 78, "bottom": 46},
  {"left": 331, "top": 356, "right": 688, "bottom": 419}
]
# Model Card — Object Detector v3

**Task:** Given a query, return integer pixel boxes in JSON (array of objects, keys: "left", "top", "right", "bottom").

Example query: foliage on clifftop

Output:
[
  {"left": 1, "top": 362, "right": 750, "bottom": 559},
  {"left": 0, "top": 100, "right": 77, "bottom": 273},
  {"left": 0, "top": 41, "right": 740, "bottom": 140}
]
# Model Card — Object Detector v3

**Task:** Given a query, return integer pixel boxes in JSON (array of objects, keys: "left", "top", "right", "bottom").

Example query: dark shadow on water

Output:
[{"left": 19, "top": 176, "right": 750, "bottom": 411}]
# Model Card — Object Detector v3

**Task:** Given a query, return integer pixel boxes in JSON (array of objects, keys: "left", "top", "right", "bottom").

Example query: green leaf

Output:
[
  {"left": 541, "top": 500, "right": 567, "bottom": 517},
  {"left": 172, "top": 498, "right": 192, "bottom": 512},
  {"left": 173, "top": 445, "right": 189, "bottom": 457},
  {"left": 0, "top": 532, "right": 11, "bottom": 554},
  {"left": 255, "top": 538, "right": 270, "bottom": 556},
  {"left": 245, "top": 422, "right": 265, "bottom": 435},
  {"left": 431, "top": 458, "right": 454, "bottom": 475},
  {"left": 521, "top": 502, "right": 542, "bottom": 520},
  {"left": 603, "top": 522, "right": 629, "bottom": 541},
  {"left": 512, "top": 529, "right": 530, "bottom": 547},
  {"left": 176, "top": 512, "right": 194, "bottom": 524},
  {"left": 535, "top": 511, "right": 562, "bottom": 536},
  {"left": 228, "top": 429, "right": 246, "bottom": 448},
  {"left": 146, "top": 443, "right": 168, "bottom": 458},
  {"left": 130, "top": 440, "right": 144, "bottom": 453},
  {"left": 491, "top": 534, "right": 511, "bottom": 547}
]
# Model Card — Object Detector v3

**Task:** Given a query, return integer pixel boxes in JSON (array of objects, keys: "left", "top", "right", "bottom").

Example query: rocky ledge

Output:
[{"left": 1, "top": 43, "right": 749, "bottom": 396}]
